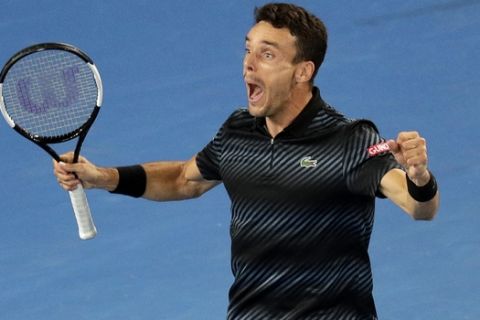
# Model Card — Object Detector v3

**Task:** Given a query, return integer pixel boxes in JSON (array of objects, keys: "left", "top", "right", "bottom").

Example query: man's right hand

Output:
[{"left": 53, "top": 152, "right": 115, "bottom": 191}]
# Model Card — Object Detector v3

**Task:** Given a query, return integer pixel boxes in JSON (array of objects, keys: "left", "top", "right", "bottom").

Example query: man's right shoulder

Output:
[{"left": 224, "top": 108, "right": 255, "bottom": 130}]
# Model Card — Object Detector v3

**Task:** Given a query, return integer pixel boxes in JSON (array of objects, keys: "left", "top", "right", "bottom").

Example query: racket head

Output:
[{"left": 0, "top": 43, "right": 103, "bottom": 145}]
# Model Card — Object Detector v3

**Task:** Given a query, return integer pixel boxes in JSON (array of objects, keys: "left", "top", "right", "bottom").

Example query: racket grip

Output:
[{"left": 69, "top": 184, "right": 97, "bottom": 240}]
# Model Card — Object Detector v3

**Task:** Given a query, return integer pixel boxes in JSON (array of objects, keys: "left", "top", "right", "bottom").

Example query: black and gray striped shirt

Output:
[{"left": 196, "top": 88, "right": 401, "bottom": 319}]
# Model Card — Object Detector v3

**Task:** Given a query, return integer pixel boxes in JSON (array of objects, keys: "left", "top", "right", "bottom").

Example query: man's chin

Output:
[{"left": 248, "top": 104, "right": 266, "bottom": 117}]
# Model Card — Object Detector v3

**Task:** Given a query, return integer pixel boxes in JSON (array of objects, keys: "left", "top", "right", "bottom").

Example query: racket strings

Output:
[{"left": 2, "top": 50, "right": 98, "bottom": 138}]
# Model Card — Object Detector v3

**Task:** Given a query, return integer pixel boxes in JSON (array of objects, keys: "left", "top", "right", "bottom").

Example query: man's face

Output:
[{"left": 243, "top": 21, "right": 300, "bottom": 118}]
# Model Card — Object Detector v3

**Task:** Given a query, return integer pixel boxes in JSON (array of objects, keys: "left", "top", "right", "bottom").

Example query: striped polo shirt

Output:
[{"left": 196, "top": 88, "right": 401, "bottom": 319}]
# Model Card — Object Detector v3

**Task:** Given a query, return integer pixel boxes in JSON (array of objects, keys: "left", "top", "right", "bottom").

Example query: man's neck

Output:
[{"left": 266, "top": 86, "right": 313, "bottom": 138}]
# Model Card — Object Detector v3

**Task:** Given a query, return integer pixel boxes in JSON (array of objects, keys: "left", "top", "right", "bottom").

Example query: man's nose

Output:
[{"left": 243, "top": 53, "right": 256, "bottom": 73}]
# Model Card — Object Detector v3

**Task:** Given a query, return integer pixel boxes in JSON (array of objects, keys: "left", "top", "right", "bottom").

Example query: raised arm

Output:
[
  {"left": 53, "top": 153, "right": 220, "bottom": 201},
  {"left": 379, "top": 131, "right": 439, "bottom": 220}
]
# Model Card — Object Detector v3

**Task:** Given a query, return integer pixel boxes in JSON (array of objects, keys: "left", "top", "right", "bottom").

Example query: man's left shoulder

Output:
[{"left": 346, "top": 119, "right": 380, "bottom": 134}]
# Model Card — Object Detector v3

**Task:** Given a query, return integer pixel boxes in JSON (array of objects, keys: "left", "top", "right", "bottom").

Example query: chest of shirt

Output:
[{"left": 219, "top": 133, "right": 348, "bottom": 200}]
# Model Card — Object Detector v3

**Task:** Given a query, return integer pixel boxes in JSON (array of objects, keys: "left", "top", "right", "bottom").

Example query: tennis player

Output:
[{"left": 54, "top": 3, "right": 439, "bottom": 319}]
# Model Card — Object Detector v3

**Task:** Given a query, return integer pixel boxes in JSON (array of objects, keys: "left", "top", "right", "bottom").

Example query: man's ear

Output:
[{"left": 295, "top": 61, "right": 315, "bottom": 83}]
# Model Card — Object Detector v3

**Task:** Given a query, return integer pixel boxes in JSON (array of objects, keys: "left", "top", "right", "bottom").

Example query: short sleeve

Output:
[
  {"left": 343, "top": 120, "right": 402, "bottom": 198},
  {"left": 196, "top": 126, "right": 224, "bottom": 181}
]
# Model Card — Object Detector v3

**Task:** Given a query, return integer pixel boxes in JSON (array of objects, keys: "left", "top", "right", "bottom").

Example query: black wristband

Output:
[
  {"left": 110, "top": 165, "right": 147, "bottom": 198},
  {"left": 406, "top": 171, "right": 438, "bottom": 202}
]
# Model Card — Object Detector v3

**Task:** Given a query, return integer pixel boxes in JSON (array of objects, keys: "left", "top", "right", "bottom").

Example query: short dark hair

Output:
[{"left": 254, "top": 3, "right": 328, "bottom": 81}]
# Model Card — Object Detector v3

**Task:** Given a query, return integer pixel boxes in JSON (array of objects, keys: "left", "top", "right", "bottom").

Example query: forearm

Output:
[
  {"left": 91, "top": 167, "right": 120, "bottom": 191},
  {"left": 405, "top": 170, "right": 440, "bottom": 220},
  {"left": 381, "top": 168, "right": 440, "bottom": 220},
  {"left": 90, "top": 162, "right": 191, "bottom": 199},
  {"left": 407, "top": 192, "right": 440, "bottom": 220}
]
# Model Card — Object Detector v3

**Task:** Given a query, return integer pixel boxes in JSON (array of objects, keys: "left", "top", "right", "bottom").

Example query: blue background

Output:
[{"left": 0, "top": 1, "right": 479, "bottom": 319}]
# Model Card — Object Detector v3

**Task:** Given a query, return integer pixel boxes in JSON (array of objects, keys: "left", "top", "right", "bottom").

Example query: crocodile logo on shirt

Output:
[{"left": 300, "top": 156, "right": 318, "bottom": 168}]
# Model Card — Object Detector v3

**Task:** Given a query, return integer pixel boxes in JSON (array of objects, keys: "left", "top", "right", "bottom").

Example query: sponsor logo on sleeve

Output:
[{"left": 367, "top": 142, "right": 390, "bottom": 157}]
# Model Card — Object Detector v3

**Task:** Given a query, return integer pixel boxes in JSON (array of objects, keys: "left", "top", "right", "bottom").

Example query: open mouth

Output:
[{"left": 247, "top": 81, "right": 264, "bottom": 104}]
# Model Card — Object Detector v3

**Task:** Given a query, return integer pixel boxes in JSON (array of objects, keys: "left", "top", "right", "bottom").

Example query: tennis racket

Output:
[{"left": 0, "top": 43, "right": 103, "bottom": 240}]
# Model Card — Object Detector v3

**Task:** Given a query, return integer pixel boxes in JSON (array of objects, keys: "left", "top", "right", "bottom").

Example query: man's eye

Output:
[{"left": 263, "top": 52, "right": 274, "bottom": 59}]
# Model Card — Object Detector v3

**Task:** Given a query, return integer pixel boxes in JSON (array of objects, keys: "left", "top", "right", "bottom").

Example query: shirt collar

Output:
[{"left": 254, "top": 87, "right": 326, "bottom": 138}]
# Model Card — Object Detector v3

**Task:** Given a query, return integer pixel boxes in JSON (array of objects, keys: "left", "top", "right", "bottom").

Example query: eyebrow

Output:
[{"left": 245, "top": 36, "right": 280, "bottom": 49}]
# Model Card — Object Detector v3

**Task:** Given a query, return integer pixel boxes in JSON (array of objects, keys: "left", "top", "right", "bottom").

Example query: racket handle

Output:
[{"left": 69, "top": 184, "right": 97, "bottom": 240}]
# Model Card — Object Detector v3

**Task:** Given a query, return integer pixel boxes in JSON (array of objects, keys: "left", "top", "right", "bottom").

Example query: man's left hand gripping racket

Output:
[{"left": 0, "top": 43, "right": 103, "bottom": 240}]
